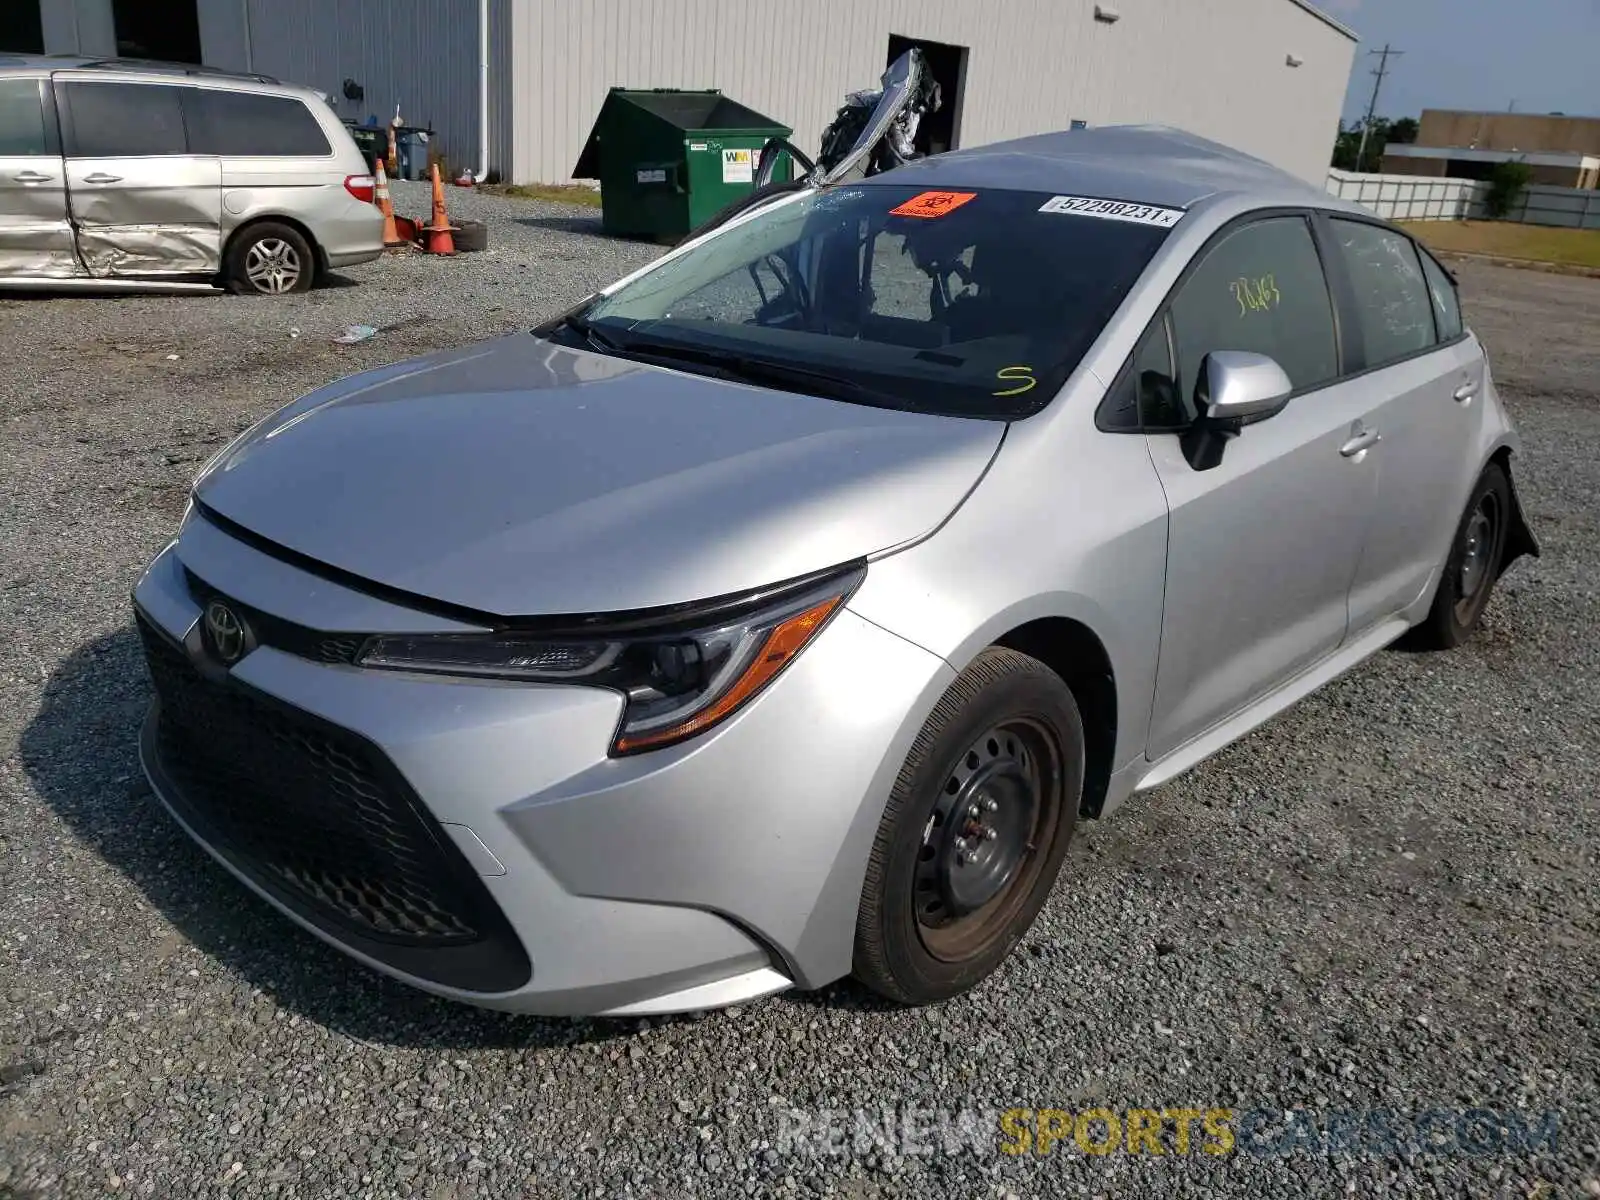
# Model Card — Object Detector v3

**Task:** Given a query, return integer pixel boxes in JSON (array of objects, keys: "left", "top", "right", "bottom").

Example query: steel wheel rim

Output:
[
  {"left": 914, "top": 718, "right": 1063, "bottom": 963},
  {"left": 1454, "top": 492, "right": 1500, "bottom": 621},
  {"left": 245, "top": 238, "right": 301, "bottom": 294}
]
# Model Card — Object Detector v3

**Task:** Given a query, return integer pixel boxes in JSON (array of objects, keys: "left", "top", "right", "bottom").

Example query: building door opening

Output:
[
  {"left": 886, "top": 34, "right": 967, "bottom": 156},
  {"left": 0, "top": 0, "right": 45, "bottom": 54},
  {"left": 112, "top": 0, "right": 203, "bottom": 63}
]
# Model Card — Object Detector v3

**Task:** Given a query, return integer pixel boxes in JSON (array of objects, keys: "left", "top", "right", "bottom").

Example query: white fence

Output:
[
  {"left": 1325, "top": 169, "right": 1482, "bottom": 221},
  {"left": 1325, "top": 168, "right": 1600, "bottom": 229}
]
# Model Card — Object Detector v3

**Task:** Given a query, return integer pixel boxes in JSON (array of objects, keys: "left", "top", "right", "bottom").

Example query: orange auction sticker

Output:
[{"left": 889, "top": 191, "right": 977, "bottom": 219}]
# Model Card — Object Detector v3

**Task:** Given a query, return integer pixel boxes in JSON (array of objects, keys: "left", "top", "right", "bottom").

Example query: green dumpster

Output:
[{"left": 572, "top": 88, "right": 794, "bottom": 240}]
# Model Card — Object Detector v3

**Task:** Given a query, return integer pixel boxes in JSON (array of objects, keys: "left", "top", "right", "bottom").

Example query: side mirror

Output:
[{"left": 1180, "top": 351, "right": 1294, "bottom": 471}]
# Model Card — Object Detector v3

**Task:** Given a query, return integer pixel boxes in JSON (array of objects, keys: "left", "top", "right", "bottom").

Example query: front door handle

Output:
[
  {"left": 13, "top": 170, "right": 53, "bottom": 183},
  {"left": 1454, "top": 381, "right": 1480, "bottom": 403},
  {"left": 82, "top": 172, "right": 123, "bottom": 184},
  {"left": 1340, "top": 428, "right": 1382, "bottom": 458}
]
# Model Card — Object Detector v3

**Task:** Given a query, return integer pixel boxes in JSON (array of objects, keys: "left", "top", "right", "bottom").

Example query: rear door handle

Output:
[
  {"left": 1454, "top": 381, "right": 1480, "bottom": 403},
  {"left": 82, "top": 172, "right": 123, "bottom": 184},
  {"left": 1340, "top": 428, "right": 1382, "bottom": 458},
  {"left": 13, "top": 170, "right": 52, "bottom": 183}
]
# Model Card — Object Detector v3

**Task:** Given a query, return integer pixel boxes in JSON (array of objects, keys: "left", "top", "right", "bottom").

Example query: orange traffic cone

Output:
[
  {"left": 421, "top": 163, "right": 458, "bottom": 256},
  {"left": 373, "top": 160, "right": 405, "bottom": 249}
]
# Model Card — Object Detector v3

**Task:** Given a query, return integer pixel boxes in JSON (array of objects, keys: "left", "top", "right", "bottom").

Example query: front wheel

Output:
[
  {"left": 225, "top": 223, "right": 316, "bottom": 296},
  {"left": 853, "top": 647, "right": 1083, "bottom": 1005},
  {"left": 1403, "top": 462, "right": 1511, "bottom": 650}
]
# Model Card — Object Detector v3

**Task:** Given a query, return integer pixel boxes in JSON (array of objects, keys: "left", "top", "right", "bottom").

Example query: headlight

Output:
[{"left": 355, "top": 565, "right": 864, "bottom": 755}]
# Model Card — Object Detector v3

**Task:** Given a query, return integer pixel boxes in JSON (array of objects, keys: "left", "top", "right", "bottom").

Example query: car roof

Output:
[
  {"left": 0, "top": 53, "right": 285, "bottom": 89},
  {"left": 857, "top": 125, "right": 1336, "bottom": 212}
]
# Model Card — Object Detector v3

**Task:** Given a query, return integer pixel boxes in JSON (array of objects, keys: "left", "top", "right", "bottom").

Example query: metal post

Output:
[
  {"left": 1355, "top": 43, "right": 1403, "bottom": 173},
  {"left": 475, "top": 0, "right": 490, "bottom": 182}
]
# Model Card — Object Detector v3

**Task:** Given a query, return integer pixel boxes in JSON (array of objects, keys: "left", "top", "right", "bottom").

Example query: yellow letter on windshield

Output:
[{"left": 994, "top": 366, "right": 1037, "bottom": 397}]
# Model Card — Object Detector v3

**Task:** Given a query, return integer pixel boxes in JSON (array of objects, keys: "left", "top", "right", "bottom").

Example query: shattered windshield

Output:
[{"left": 570, "top": 184, "right": 1178, "bottom": 418}]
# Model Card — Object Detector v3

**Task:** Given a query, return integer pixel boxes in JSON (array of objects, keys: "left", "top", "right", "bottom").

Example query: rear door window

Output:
[
  {"left": 0, "top": 78, "right": 49, "bottom": 156},
  {"left": 1418, "top": 250, "right": 1464, "bottom": 341},
  {"left": 1168, "top": 215, "right": 1340, "bottom": 408},
  {"left": 184, "top": 89, "right": 332, "bottom": 157},
  {"left": 61, "top": 81, "right": 187, "bottom": 157},
  {"left": 1330, "top": 219, "right": 1439, "bottom": 368}
]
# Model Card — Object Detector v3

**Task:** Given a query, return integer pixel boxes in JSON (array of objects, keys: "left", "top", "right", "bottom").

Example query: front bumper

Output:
[{"left": 131, "top": 517, "right": 952, "bottom": 1015}]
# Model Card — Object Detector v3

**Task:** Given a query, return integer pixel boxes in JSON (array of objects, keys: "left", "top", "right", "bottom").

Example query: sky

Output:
[{"left": 1322, "top": 0, "right": 1600, "bottom": 123}]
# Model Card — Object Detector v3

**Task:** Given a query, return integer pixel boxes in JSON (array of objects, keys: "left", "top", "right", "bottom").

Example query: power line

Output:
[{"left": 1355, "top": 43, "right": 1404, "bottom": 172}]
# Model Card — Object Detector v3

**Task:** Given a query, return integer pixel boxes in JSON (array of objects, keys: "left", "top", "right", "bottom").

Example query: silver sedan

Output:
[{"left": 131, "top": 125, "right": 1538, "bottom": 1016}]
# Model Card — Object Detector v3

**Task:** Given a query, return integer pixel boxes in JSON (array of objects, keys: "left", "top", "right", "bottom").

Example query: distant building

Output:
[
  {"left": 1384, "top": 110, "right": 1600, "bottom": 189},
  {"left": 11, "top": 0, "right": 1357, "bottom": 185}
]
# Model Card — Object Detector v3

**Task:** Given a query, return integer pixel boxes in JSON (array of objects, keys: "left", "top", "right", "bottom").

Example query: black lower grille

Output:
[{"left": 136, "top": 613, "right": 530, "bottom": 993}]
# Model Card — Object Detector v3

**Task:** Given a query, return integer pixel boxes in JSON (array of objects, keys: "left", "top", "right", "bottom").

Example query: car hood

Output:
[{"left": 194, "top": 333, "right": 1003, "bottom": 617}]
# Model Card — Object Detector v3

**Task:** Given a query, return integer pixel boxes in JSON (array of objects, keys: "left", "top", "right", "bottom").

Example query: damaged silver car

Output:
[
  {"left": 0, "top": 55, "right": 382, "bottom": 295},
  {"left": 130, "top": 36, "right": 1539, "bottom": 1018}
]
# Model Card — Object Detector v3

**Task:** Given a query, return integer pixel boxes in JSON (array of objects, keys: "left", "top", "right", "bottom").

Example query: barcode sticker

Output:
[{"left": 1038, "top": 195, "right": 1186, "bottom": 227}]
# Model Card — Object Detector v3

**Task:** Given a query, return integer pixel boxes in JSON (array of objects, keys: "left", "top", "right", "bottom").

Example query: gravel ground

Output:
[{"left": 0, "top": 194, "right": 1597, "bottom": 1199}]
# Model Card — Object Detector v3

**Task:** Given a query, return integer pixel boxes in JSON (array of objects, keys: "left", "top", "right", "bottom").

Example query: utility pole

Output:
[{"left": 1355, "top": 43, "right": 1404, "bottom": 172}]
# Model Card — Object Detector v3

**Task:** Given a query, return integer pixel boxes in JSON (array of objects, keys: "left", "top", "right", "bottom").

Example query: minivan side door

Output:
[
  {"left": 0, "top": 75, "right": 81, "bottom": 278},
  {"left": 1139, "top": 213, "right": 1379, "bottom": 760},
  {"left": 1323, "top": 215, "right": 1486, "bottom": 633},
  {"left": 55, "top": 77, "right": 223, "bottom": 276}
]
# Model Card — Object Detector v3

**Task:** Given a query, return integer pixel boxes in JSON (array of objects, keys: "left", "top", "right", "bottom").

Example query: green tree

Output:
[
  {"left": 1388, "top": 117, "right": 1420, "bottom": 144},
  {"left": 1483, "top": 160, "right": 1533, "bottom": 219},
  {"left": 1331, "top": 115, "right": 1421, "bottom": 172}
]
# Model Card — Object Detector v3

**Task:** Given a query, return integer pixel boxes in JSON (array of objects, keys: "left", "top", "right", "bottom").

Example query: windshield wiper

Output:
[
  {"left": 556, "top": 311, "right": 621, "bottom": 353},
  {"left": 597, "top": 336, "right": 914, "bottom": 409}
]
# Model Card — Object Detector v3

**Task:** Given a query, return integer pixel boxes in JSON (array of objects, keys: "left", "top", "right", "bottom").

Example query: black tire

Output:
[
  {"left": 454, "top": 219, "right": 489, "bottom": 253},
  {"left": 1403, "top": 462, "right": 1511, "bottom": 650},
  {"left": 225, "top": 222, "right": 316, "bottom": 296},
  {"left": 853, "top": 647, "right": 1083, "bottom": 1005}
]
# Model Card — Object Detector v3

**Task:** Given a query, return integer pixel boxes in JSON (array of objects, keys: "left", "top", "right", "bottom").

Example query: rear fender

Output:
[{"left": 1495, "top": 449, "right": 1540, "bottom": 578}]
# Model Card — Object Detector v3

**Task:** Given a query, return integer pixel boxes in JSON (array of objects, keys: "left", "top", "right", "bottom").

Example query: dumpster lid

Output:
[{"left": 572, "top": 88, "right": 791, "bottom": 178}]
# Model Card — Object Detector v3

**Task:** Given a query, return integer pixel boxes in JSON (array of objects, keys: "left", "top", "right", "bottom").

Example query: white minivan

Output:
[{"left": 0, "top": 55, "right": 383, "bottom": 295}]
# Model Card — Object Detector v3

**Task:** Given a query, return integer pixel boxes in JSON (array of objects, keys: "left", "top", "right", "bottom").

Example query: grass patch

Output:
[
  {"left": 1399, "top": 220, "right": 1600, "bottom": 270},
  {"left": 489, "top": 182, "right": 603, "bottom": 209}
]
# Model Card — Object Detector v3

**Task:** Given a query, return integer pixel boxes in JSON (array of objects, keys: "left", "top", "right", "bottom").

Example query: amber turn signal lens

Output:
[{"left": 613, "top": 593, "right": 844, "bottom": 754}]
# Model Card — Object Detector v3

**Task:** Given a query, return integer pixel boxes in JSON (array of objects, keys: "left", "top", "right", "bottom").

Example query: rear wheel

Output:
[
  {"left": 853, "top": 647, "right": 1082, "bottom": 1005},
  {"left": 226, "top": 222, "right": 316, "bottom": 296},
  {"left": 1403, "top": 462, "right": 1511, "bottom": 650}
]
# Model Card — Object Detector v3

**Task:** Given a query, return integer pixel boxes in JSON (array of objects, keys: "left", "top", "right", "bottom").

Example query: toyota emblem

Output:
[{"left": 203, "top": 599, "right": 248, "bottom": 665}]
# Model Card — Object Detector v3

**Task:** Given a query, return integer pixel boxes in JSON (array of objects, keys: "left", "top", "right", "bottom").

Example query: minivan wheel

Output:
[
  {"left": 853, "top": 647, "right": 1083, "bottom": 1005},
  {"left": 226, "top": 223, "right": 316, "bottom": 296},
  {"left": 1403, "top": 462, "right": 1511, "bottom": 650}
]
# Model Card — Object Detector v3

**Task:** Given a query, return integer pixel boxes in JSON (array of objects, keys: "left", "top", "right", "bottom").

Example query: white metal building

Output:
[{"left": 19, "top": 0, "right": 1356, "bottom": 185}]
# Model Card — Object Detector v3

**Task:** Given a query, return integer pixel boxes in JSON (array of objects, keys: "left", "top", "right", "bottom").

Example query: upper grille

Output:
[
  {"left": 136, "top": 614, "right": 530, "bottom": 992},
  {"left": 183, "top": 568, "right": 363, "bottom": 665}
]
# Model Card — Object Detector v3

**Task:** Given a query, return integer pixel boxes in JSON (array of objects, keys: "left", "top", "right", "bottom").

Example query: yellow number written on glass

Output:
[{"left": 1230, "top": 274, "right": 1282, "bottom": 317}]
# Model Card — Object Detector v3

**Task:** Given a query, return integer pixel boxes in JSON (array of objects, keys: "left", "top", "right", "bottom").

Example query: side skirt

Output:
[
  {"left": 1097, "top": 616, "right": 1410, "bottom": 816},
  {"left": 0, "top": 276, "right": 222, "bottom": 295}
]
